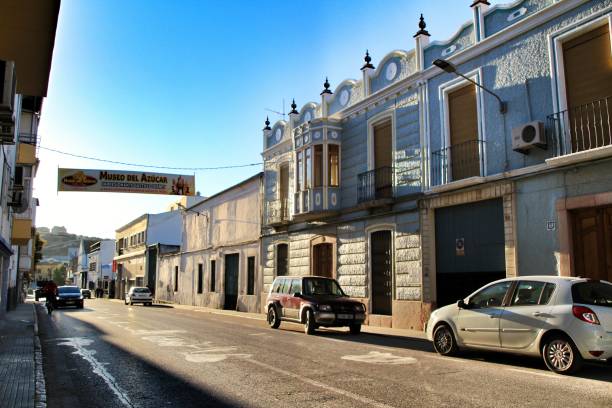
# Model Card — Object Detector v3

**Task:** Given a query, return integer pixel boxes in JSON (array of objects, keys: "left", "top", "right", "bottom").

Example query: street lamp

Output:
[{"left": 433, "top": 59, "right": 507, "bottom": 114}]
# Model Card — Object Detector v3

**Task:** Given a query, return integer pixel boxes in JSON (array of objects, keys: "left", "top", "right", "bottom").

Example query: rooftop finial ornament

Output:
[
  {"left": 263, "top": 116, "right": 271, "bottom": 131},
  {"left": 470, "top": 0, "right": 491, "bottom": 6},
  {"left": 414, "top": 14, "right": 430, "bottom": 37},
  {"left": 321, "top": 77, "right": 332, "bottom": 95},
  {"left": 290, "top": 99, "right": 298, "bottom": 115},
  {"left": 361, "top": 50, "right": 375, "bottom": 70}
]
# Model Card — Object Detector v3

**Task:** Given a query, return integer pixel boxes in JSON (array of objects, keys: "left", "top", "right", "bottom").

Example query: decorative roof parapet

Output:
[
  {"left": 361, "top": 50, "right": 375, "bottom": 70},
  {"left": 470, "top": 0, "right": 491, "bottom": 7},
  {"left": 414, "top": 14, "right": 430, "bottom": 38},
  {"left": 320, "top": 77, "right": 333, "bottom": 95}
]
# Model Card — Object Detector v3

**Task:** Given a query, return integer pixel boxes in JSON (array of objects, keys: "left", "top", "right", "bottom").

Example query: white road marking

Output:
[
  {"left": 506, "top": 368, "right": 563, "bottom": 380},
  {"left": 57, "top": 337, "right": 133, "bottom": 408},
  {"left": 247, "top": 333, "right": 268, "bottom": 336},
  {"left": 342, "top": 351, "right": 417, "bottom": 365},
  {"left": 246, "top": 358, "right": 397, "bottom": 408}
]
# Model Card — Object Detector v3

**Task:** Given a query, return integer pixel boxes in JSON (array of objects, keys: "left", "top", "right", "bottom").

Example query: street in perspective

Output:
[{"left": 1, "top": 0, "right": 612, "bottom": 407}]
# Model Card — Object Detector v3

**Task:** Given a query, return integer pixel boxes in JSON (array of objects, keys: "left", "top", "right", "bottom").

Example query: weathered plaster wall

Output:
[{"left": 516, "top": 159, "right": 612, "bottom": 276}]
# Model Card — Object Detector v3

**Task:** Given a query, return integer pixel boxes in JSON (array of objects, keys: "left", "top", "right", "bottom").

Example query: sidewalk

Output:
[
  {"left": 0, "top": 300, "right": 45, "bottom": 408},
  {"left": 112, "top": 298, "right": 428, "bottom": 341}
]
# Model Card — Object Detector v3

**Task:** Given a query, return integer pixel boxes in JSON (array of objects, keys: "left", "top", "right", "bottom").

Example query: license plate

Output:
[{"left": 337, "top": 313, "right": 353, "bottom": 320}]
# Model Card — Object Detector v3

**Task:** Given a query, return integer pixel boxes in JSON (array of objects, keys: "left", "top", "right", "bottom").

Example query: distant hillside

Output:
[{"left": 37, "top": 226, "right": 108, "bottom": 260}]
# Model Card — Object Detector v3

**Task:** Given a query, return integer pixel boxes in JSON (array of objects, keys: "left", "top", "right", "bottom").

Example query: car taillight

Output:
[{"left": 572, "top": 305, "right": 600, "bottom": 325}]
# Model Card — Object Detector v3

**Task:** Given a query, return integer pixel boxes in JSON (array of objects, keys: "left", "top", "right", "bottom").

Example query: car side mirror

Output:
[
  {"left": 293, "top": 292, "right": 302, "bottom": 298},
  {"left": 457, "top": 299, "right": 467, "bottom": 309}
]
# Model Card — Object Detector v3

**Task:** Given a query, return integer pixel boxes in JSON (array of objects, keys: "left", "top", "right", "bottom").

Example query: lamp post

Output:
[{"left": 433, "top": 59, "right": 507, "bottom": 114}]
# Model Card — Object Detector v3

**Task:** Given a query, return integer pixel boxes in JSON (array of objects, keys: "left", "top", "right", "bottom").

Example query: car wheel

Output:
[
  {"left": 349, "top": 323, "right": 361, "bottom": 335},
  {"left": 267, "top": 306, "right": 281, "bottom": 329},
  {"left": 543, "top": 335, "right": 583, "bottom": 374},
  {"left": 432, "top": 323, "right": 458, "bottom": 356},
  {"left": 304, "top": 309, "right": 316, "bottom": 335}
]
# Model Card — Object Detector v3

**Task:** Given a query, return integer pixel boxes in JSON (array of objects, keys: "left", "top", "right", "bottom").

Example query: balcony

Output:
[
  {"left": 430, "top": 140, "right": 485, "bottom": 186},
  {"left": 547, "top": 96, "right": 612, "bottom": 158},
  {"left": 11, "top": 218, "right": 32, "bottom": 246},
  {"left": 266, "top": 198, "right": 289, "bottom": 226},
  {"left": 357, "top": 166, "right": 394, "bottom": 203}
]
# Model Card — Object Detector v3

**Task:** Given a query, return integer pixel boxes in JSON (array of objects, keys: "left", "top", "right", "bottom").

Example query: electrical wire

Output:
[{"left": 38, "top": 145, "right": 262, "bottom": 171}]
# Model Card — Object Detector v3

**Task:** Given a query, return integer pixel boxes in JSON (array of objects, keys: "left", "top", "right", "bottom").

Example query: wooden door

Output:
[
  {"left": 371, "top": 230, "right": 392, "bottom": 315},
  {"left": 373, "top": 122, "right": 393, "bottom": 198},
  {"left": 448, "top": 83, "right": 480, "bottom": 180},
  {"left": 573, "top": 206, "right": 612, "bottom": 282},
  {"left": 313, "top": 243, "right": 333, "bottom": 278},
  {"left": 224, "top": 254, "right": 239, "bottom": 310}
]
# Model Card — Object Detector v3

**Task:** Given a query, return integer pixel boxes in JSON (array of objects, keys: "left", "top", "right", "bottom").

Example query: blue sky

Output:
[{"left": 36, "top": 0, "right": 505, "bottom": 238}]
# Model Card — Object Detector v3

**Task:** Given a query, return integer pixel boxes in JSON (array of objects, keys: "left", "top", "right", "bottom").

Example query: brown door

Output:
[
  {"left": 448, "top": 83, "right": 480, "bottom": 180},
  {"left": 371, "top": 230, "right": 392, "bottom": 315},
  {"left": 563, "top": 24, "right": 612, "bottom": 151},
  {"left": 373, "top": 121, "right": 393, "bottom": 198},
  {"left": 313, "top": 243, "right": 333, "bottom": 278},
  {"left": 279, "top": 165, "right": 289, "bottom": 219},
  {"left": 572, "top": 205, "right": 612, "bottom": 281}
]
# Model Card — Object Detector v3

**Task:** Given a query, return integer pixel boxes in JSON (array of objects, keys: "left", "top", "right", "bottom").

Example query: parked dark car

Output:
[
  {"left": 266, "top": 276, "right": 366, "bottom": 334},
  {"left": 54, "top": 286, "right": 84, "bottom": 309},
  {"left": 81, "top": 289, "right": 91, "bottom": 299}
]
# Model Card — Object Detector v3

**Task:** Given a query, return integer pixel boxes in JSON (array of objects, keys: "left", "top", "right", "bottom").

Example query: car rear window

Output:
[
  {"left": 58, "top": 287, "right": 80, "bottom": 294},
  {"left": 133, "top": 288, "right": 150, "bottom": 293},
  {"left": 572, "top": 281, "right": 612, "bottom": 307}
]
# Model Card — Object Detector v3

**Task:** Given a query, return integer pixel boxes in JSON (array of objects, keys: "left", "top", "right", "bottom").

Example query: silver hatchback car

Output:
[{"left": 426, "top": 276, "right": 612, "bottom": 374}]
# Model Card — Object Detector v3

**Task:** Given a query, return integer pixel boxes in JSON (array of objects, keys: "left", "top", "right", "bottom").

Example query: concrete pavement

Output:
[{"left": 0, "top": 300, "right": 46, "bottom": 408}]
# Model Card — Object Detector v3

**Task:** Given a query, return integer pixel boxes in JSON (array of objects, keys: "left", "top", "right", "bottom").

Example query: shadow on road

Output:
[
  {"left": 36, "top": 304, "right": 240, "bottom": 408},
  {"left": 314, "top": 328, "right": 612, "bottom": 383}
]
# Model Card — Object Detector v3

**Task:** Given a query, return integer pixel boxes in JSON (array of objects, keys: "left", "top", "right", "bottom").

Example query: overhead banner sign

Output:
[{"left": 58, "top": 168, "right": 195, "bottom": 196}]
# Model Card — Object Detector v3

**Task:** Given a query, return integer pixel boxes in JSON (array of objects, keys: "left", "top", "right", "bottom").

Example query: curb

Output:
[{"left": 32, "top": 304, "right": 47, "bottom": 408}]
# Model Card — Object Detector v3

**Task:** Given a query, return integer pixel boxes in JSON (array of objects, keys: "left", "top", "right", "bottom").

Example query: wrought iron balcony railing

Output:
[
  {"left": 18, "top": 132, "right": 39, "bottom": 146},
  {"left": 357, "top": 166, "right": 394, "bottom": 203},
  {"left": 547, "top": 96, "right": 612, "bottom": 157},
  {"left": 266, "top": 198, "right": 289, "bottom": 225},
  {"left": 431, "top": 139, "right": 485, "bottom": 186}
]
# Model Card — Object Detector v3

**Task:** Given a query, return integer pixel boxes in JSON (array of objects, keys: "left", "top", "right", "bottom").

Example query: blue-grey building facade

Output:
[{"left": 261, "top": 0, "right": 612, "bottom": 330}]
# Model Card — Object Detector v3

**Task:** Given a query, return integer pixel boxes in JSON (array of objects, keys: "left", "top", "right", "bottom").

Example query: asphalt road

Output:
[{"left": 36, "top": 299, "right": 612, "bottom": 408}]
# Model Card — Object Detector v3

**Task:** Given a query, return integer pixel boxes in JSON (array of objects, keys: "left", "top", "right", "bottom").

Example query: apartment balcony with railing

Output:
[
  {"left": 16, "top": 132, "right": 40, "bottom": 165},
  {"left": 430, "top": 139, "right": 485, "bottom": 187},
  {"left": 266, "top": 198, "right": 289, "bottom": 226},
  {"left": 357, "top": 166, "right": 395, "bottom": 204},
  {"left": 547, "top": 96, "right": 612, "bottom": 159}
]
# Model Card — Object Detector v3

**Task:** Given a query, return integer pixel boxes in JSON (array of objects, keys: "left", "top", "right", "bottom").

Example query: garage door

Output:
[{"left": 435, "top": 198, "right": 506, "bottom": 307}]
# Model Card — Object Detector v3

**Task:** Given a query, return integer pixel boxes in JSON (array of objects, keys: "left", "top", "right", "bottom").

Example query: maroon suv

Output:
[{"left": 266, "top": 276, "right": 366, "bottom": 335}]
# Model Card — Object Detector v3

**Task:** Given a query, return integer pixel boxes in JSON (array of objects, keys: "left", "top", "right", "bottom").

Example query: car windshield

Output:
[
  {"left": 58, "top": 287, "right": 80, "bottom": 294},
  {"left": 572, "top": 281, "right": 612, "bottom": 307},
  {"left": 133, "top": 288, "right": 150, "bottom": 293},
  {"left": 303, "top": 278, "right": 345, "bottom": 297}
]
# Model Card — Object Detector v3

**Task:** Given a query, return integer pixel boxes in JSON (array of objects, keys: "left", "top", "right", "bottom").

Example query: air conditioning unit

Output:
[
  {"left": 0, "top": 60, "right": 16, "bottom": 116},
  {"left": 512, "top": 121, "right": 545, "bottom": 152}
]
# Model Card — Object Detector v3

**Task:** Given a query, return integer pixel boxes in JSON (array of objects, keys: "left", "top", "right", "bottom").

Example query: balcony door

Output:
[
  {"left": 373, "top": 121, "right": 393, "bottom": 199},
  {"left": 448, "top": 83, "right": 480, "bottom": 181},
  {"left": 279, "top": 164, "right": 289, "bottom": 219},
  {"left": 562, "top": 24, "right": 612, "bottom": 151}
]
